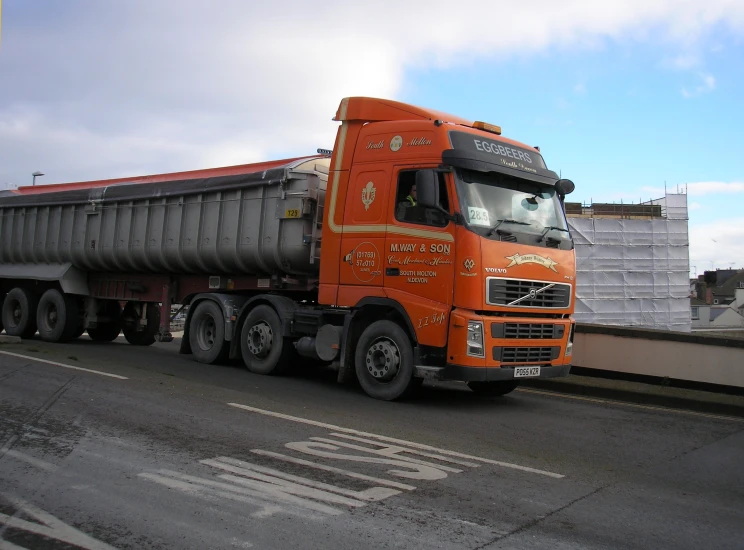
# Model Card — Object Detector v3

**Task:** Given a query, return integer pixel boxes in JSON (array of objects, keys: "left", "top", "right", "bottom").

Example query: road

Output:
[{"left": 1, "top": 336, "right": 743, "bottom": 550}]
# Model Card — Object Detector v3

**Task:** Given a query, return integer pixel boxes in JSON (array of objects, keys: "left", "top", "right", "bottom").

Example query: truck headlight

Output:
[{"left": 467, "top": 321, "right": 485, "bottom": 357}]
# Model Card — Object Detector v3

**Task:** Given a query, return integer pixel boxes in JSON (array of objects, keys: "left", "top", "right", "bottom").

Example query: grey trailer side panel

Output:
[{"left": 0, "top": 158, "right": 329, "bottom": 278}]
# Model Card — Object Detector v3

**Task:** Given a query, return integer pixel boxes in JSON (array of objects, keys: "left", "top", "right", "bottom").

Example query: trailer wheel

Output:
[
  {"left": 122, "top": 302, "right": 159, "bottom": 346},
  {"left": 467, "top": 380, "right": 520, "bottom": 396},
  {"left": 2, "top": 288, "right": 39, "bottom": 339},
  {"left": 240, "top": 305, "right": 293, "bottom": 375},
  {"left": 36, "top": 289, "right": 81, "bottom": 343},
  {"left": 87, "top": 301, "right": 122, "bottom": 342},
  {"left": 354, "top": 320, "right": 416, "bottom": 401},
  {"left": 189, "top": 301, "right": 228, "bottom": 364}
]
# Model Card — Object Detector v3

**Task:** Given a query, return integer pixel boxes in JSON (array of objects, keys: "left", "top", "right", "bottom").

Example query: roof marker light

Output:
[{"left": 472, "top": 121, "right": 502, "bottom": 135}]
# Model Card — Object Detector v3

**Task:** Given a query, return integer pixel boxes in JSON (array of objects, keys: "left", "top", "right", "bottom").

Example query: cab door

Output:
[
  {"left": 384, "top": 167, "right": 456, "bottom": 348},
  {"left": 337, "top": 165, "right": 389, "bottom": 291}
]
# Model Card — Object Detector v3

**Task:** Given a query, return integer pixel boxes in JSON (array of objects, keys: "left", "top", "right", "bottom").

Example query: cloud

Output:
[
  {"left": 689, "top": 218, "right": 744, "bottom": 273},
  {"left": 642, "top": 181, "right": 744, "bottom": 197},
  {"left": 573, "top": 82, "right": 587, "bottom": 95},
  {"left": 663, "top": 53, "right": 701, "bottom": 70},
  {"left": 2, "top": 1, "right": 744, "bottom": 186},
  {"left": 682, "top": 72, "right": 717, "bottom": 98}
]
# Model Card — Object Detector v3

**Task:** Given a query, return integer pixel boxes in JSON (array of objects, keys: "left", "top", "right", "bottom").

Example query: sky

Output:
[{"left": 1, "top": 0, "right": 743, "bottom": 277}]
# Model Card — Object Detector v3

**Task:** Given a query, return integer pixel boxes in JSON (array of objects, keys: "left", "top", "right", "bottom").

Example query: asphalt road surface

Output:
[{"left": 1, "top": 336, "right": 743, "bottom": 550}]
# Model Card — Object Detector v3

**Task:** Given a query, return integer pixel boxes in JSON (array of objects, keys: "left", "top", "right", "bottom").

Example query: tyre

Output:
[
  {"left": 354, "top": 320, "right": 416, "bottom": 401},
  {"left": 189, "top": 301, "right": 228, "bottom": 364},
  {"left": 240, "top": 305, "right": 293, "bottom": 375},
  {"left": 121, "top": 302, "right": 160, "bottom": 346},
  {"left": 36, "top": 289, "right": 81, "bottom": 343},
  {"left": 87, "top": 301, "right": 122, "bottom": 342},
  {"left": 2, "top": 287, "right": 39, "bottom": 339},
  {"left": 467, "top": 380, "right": 520, "bottom": 397}
]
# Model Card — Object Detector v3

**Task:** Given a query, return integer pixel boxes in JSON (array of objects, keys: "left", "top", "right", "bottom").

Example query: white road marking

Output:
[
  {"left": 0, "top": 351, "right": 127, "bottom": 380},
  {"left": 140, "top": 469, "right": 344, "bottom": 517},
  {"left": 228, "top": 403, "right": 564, "bottom": 478},
  {"left": 219, "top": 473, "right": 367, "bottom": 508},
  {"left": 286, "top": 440, "right": 450, "bottom": 481},
  {"left": 328, "top": 432, "right": 482, "bottom": 467},
  {"left": 0, "top": 494, "right": 117, "bottom": 550},
  {"left": 250, "top": 449, "right": 416, "bottom": 491},
  {"left": 204, "top": 457, "right": 399, "bottom": 502},
  {"left": 309, "top": 437, "right": 463, "bottom": 473},
  {"left": 519, "top": 387, "right": 744, "bottom": 423},
  {"left": 3, "top": 449, "right": 58, "bottom": 472}
]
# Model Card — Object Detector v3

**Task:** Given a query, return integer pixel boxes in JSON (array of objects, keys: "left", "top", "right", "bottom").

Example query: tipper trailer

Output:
[{"left": 0, "top": 97, "right": 577, "bottom": 400}]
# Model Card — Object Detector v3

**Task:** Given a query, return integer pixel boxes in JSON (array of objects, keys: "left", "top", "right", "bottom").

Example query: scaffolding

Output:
[{"left": 567, "top": 193, "right": 691, "bottom": 332}]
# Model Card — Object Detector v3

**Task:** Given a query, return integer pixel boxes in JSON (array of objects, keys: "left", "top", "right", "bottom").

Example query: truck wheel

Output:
[
  {"left": 354, "top": 320, "right": 415, "bottom": 401},
  {"left": 36, "top": 289, "right": 81, "bottom": 343},
  {"left": 240, "top": 305, "right": 293, "bottom": 375},
  {"left": 189, "top": 301, "right": 228, "bottom": 364},
  {"left": 87, "top": 301, "right": 122, "bottom": 342},
  {"left": 468, "top": 380, "right": 520, "bottom": 396},
  {"left": 2, "top": 288, "right": 39, "bottom": 339},
  {"left": 122, "top": 302, "right": 159, "bottom": 346}
]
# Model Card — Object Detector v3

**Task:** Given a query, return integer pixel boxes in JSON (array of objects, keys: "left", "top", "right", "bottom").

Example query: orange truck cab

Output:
[{"left": 319, "top": 97, "right": 576, "bottom": 399}]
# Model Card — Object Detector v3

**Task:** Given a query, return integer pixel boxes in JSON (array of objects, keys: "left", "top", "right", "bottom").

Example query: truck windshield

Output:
[{"left": 454, "top": 168, "right": 569, "bottom": 238}]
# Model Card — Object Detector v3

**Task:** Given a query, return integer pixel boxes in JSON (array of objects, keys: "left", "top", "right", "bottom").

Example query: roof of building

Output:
[
  {"left": 711, "top": 271, "right": 744, "bottom": 297},
  {"left": 691, "top": 297, "right": 708, "bottom": 306}
]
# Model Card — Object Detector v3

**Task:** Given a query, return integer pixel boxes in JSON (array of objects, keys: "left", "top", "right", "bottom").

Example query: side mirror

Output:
[
  {"left": 555, "top": 179, "right": 575, "bottom": 196},
  {"left": 416, "top": 170, "right": 439, "bottom": 208}
]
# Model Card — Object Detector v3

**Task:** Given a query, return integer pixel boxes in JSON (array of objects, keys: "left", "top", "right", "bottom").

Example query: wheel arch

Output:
[{"left": 338, "top": 297, "right": 418, "bottom": 379}]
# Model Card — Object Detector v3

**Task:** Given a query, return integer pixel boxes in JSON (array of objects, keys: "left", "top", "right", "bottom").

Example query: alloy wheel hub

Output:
[
  {"left": 366, "top": 339, "right": 401, "bottom": 381},
  {"left": 247, "top": 322, "right": 273, "bottom": 357}
]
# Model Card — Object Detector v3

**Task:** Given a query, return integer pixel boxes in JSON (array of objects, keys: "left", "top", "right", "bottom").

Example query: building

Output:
[
  {"left": 691, "top": 270, "right": 744, "bottom": 330},
  {"left": 566, "top": 192, "right": 690, "bottom": 332}
]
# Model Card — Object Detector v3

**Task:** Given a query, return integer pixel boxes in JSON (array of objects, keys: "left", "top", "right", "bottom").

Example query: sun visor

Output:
[{"left": 443, "top": 131, "right": 559, "bottom": 186}]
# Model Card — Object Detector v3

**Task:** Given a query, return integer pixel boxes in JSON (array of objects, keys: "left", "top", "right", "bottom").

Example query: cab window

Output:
[{"left": 394, "top": 170, "right": 449, "bottom": 227}]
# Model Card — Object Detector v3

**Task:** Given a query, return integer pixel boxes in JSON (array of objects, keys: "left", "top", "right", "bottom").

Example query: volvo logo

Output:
[{"left": 527, "top": 287, "right": 539, "bottom": 300}]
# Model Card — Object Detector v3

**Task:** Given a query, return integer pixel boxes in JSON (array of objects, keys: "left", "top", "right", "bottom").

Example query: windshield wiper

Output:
[
  {"left": 537, "top": 225, "right": 569, "bottom": 242},
  {"left": 486, "top": 219, "right": 531, "bottom": 237}
]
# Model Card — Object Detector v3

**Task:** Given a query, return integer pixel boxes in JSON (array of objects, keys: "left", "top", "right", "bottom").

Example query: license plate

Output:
[{"left": 514, "top": 366, "right": 541, "bottom": 378}]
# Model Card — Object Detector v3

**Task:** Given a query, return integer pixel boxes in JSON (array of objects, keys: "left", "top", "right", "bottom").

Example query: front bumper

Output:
[{"left": 415, "top": 364, "right": 571, "bottom": 382}]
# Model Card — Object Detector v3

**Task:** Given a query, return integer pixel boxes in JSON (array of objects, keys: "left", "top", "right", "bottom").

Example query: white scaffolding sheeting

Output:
[{"left": 568, "top": 193, "right": 690, "bottom": 332}]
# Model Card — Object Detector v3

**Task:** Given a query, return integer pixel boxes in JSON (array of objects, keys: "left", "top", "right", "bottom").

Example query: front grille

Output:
[
  {"left": 487, "top": 278, "right": 571, "bottom": 308},
  {"left": 499, "top": 233, "right": 517, "bottom": 243},
  {"left": 493, "top": 346, "right": 559, "bottom": 363},
  {"left": 505, "top": 323, "right": 556, "bottom": 339}
]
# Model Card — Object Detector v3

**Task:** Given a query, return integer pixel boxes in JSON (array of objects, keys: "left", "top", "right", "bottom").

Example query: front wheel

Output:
[
  {"left": 354, "top": 320, "right": 416, "bottom": 401},
  {"left": 467, "top": 380, "right": 520, "bottom": 396},
  {"left": 240, "top": 305, "right": 293, "bottom": 375}
]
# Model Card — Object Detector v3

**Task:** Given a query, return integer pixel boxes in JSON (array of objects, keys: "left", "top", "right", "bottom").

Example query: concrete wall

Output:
[{"left": 573, "top": 324, "right": 744, "bottom": 388}]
